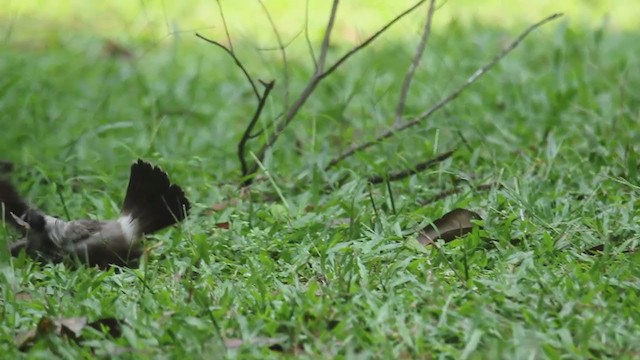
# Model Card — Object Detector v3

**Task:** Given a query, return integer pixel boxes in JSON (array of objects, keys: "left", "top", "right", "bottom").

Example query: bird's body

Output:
[{"left": 1, "top": 160, "right": 190, "bottom": 268}]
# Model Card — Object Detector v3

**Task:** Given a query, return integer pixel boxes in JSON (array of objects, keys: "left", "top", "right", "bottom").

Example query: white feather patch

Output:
[{"left": 118, "top": 214, "right": 138, "bottom": 243}]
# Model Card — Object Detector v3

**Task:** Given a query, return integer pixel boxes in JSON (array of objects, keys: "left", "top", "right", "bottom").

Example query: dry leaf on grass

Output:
[
  {"left": 15, "top": 316, "right": 122, "bottom": 351},
  {"left": 215, "top": 222, "right": 230, "bottom": 229},
  {"left": 418, "top": 208, "right": 481, "bottom": 245}
]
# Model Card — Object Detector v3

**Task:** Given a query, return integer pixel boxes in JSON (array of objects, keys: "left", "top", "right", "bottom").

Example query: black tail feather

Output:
[
  {"left": 121, "top": 160, "right": 190, "bottom": 235},
  {"left": 0, "top": 179, "right": 31, "bottom": 230}
]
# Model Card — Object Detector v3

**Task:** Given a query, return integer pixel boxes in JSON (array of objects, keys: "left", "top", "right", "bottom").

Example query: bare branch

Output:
[
  {"left": 256, "top": 29, "right": 303, "bottom": 52},
  {"left": 195, "top": 33, "right": 260, "bottom": 100},
  {"left": 239, "top": 80, "right": 276, "bottom": 183},
  {"left": 316, "top": 0, "right": 340, "bottom": 74},
  {"left": 320, "top": 0, "right": 427, "bottom": 80},
  {"left": 245, "top": 0, "right": 341, "bottom": 177},
  {"left": 304, "top": 0, "right": 318, "bottom": 68},
  {"left": 367, "top": 149, "right": 454, "bottom": 184},
  {"left": 215, "top": 0, "right": 234, "bottom": 53},
  {"left": 247, "top": 0, "right": 426, "bottom": 179},
  {"left": 394, "top": 0, "right": 436, "bottom": 125},
  {"left": 258, "top": 0, "right": 291, "bottom": 108},
  {"left": 326, "top": 13, "right": 564, "bottom": 170}
]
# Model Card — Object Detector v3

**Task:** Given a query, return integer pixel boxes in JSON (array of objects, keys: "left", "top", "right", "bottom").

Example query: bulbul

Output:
[{"left": 0, "top": 159, "right": 190, "bottom": 268}]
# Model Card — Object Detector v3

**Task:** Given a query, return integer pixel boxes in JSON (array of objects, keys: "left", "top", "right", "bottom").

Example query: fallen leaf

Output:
[
  {"left": 15, "top": 291, "right": 32, "bottom": 302},
  {"left": 418, "top": 208, "right": 481, "bottom": 245},
  {"left": 14, "top": 329, "right": 37, "bottom": 351},
  {"left": 216, "top": 222, "right": 230, "bottom": 229},
  {"left": 210, "top": 202, "right": 229, "bottom": 211},
  {"left": 15, "top": 316, "right": 124, "bottom": 351},
  {"left": 58, "top": 317, "right": 88, "bottom": 338},
  {"left": 203, "top": 199, "right": 239, "bottom": 216},
  {"left": 103, "top": 39, "right": 133, "bottom": 59}
]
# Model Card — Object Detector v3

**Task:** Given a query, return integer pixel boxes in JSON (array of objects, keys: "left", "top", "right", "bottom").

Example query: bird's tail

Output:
[{"left": 118, "top": 160, "right": 190, "bottom": 238}]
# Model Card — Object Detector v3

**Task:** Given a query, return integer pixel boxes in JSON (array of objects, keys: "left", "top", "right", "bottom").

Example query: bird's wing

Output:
[
  {"left": 61, "top": 220, "right": 142, "bottom": 268},
  {"left": 53, "top": 219, "right": 102, "bottom": 246}
]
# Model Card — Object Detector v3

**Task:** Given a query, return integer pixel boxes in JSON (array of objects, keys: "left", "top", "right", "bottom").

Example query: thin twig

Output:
[
  {"left": 367, "top": 149, "right": 454, "bottom": 184},
  {"left": 304, "top": 0, "right": 318, "bottom": 68},
  {"left": 258, "top": 0, "right": 290, "bottom": 108},
  {"left": 215, "top": 0, "right": 234, "bottom": 53},
  {"left": 248, "top": 0, "right": 426, "bottom": 178},
  {"left": 326, "top": 13, "right": 564, "bottom": 169},
  {"left": 245, "top": 0, "right": 341, "bottom": 177},
  {"left": 316, "top": 0, "right": 340, "bottom": 74},
  {"left": 195, "top": 33, "right": 260, "bottom": 100},
  {"left": 239, "top": 80, "right": 276, "bottom": 182},
  {"left": 320, "top": 0, "right": 427, "bottom": 81},
  {"left": 256, "top": 29, "right": 303, "bottom": 52},
  {"left": 394, "top": 0, "right": 436, "bottom": 125}
]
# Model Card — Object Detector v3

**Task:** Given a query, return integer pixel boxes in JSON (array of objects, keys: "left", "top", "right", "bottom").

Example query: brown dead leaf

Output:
[
  {"left": 15, "top": 291, "right": 32, "bottom": 302},
  {"left": 16, "top": 316, "right": 123, "bottom": 351},
  {"left": 215, "top": 222, "right": 230, "bottom": 229},
  {"left": 418, "top": 208, "right": 481, "bottom": 245},
  {"left": 14, "top": 328, "right": 37, "bottom": 351},
  {"left": 103, "top": 39, "right": 133, "bottom": 59},
  {"left": 210, "top": 202, "right": 230, "bottom": 212},
  {"left": 203, "top": 199, "right": 239, "bottom": 216},
  {"left": 58, "top": 317, "right": 88, "bottom": 338}
]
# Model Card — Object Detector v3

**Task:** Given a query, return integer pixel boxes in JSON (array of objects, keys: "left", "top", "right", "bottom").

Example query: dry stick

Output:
[
  {"left": 239, "top": 80, "right": 276, "bottom": 182},
  {"left": 394, "top": 0, "right": 436, "bottom": 126},
  {"left": 258, "top": 0, "right": 290, "bottom": 108},
  {"left": 315, "top": 0, "right": 340, "bottom": 74},
  {"left": 304, "top": 0, "right": 318, "bottom": 68},
  {"left": 215, "top": 0, "right": 234, "bottom": 53},
  {"left": 256, "top": 29, "right": 304, "bottom": 52},
  {"left": 320, "top": 0, "right": 427, "bottom": 81},
  {"left": 367, "top": 149, "right": 454, "bottom": 184},
  {"left": 247, "top": 0, "right": 427, "bottom": 178},
  {"left": 326, "top": 13, "right": 564, "bottom": 170},
  {"left": 195, "top": 33, "right": 260, "bottom": 100},
  {"left": 245, "top": 0, "right": 341, "bottom": 178}
]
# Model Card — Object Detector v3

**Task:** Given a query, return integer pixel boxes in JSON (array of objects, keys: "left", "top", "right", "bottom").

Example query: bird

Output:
[{"left": 0, "top": 159, "right": 190, "bottom": 268}]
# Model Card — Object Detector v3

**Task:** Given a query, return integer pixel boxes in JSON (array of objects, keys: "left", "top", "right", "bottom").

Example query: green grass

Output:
[{"left": 1, "top": 1, "right": 640, "bottom": 358}]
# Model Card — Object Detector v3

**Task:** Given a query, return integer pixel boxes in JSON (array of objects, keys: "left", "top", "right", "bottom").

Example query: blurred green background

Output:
[
  {"left": 0, "top": 0, "right": 637, "bottom": 181},
  {"left": 4, "top": 0, "right": 638, "bottom": 44}
]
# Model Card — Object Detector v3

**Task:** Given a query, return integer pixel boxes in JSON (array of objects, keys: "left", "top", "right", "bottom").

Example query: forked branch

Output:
[
  {"left": 239, "top": 80, "right": 276, "bottom": 184},
  {"left": 367, "top": 149, "right": 455, "bottom": 184},
  {"left": 326, "top": 13, "right": 564, "bottom": 170},
  {"left": 394, "top": 0, "right": 437, "bottom": 125},
  {"left": 195, "top": 33, "right": 260, "bottom": 100},
  {"left": 247, "top": 0, "right": 429, "bottom": 179}
]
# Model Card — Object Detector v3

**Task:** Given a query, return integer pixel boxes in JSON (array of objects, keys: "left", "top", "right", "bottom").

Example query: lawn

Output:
[{"left": 1, "top": 0, "right": 639, "bottom": 358}]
